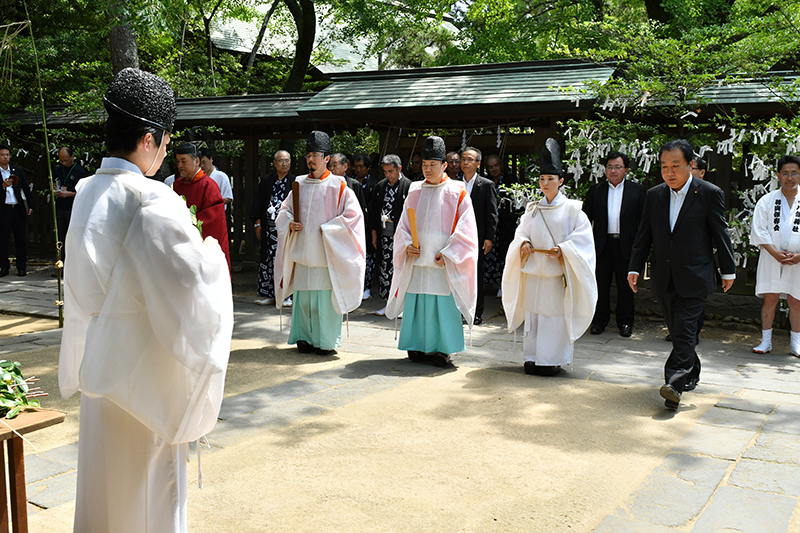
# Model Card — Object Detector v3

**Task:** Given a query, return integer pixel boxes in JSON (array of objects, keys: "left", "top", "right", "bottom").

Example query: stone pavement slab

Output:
[
  {"left": 26, "top": 471, "right": 77, "bottom": 509},
  {"left": 614, "top": 453, "right": 729, "bottom": 528},
  {"left": 690, "top": 486, "right": 796, "bottom": 533},
  {"left": 744, "top": 432, "right": 800, "bottom": 463},
  {"left": 673, "top": 424, "right": 756, "bottom": 460},
  {"left": 728, "top": 459, "right": 800, "bottom": 497},
  {"left": 763, "top": 403, "right": 800, "bottom": 435},
  {"left": 716, "top": 397, "right": 777, "bottom": 414},
  {"left": 696, "top": 405, "right": 768, "bottom": 431}
]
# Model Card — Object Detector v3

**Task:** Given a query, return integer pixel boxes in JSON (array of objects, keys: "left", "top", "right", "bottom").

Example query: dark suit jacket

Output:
[
  {"left": 629, "top": 178, "right": 735, "bottom": 299},
  {"left": 250, "top": 172, "right": 296, "bottom": 224},
  {"left": 468, "top": 174, "right": 499, "bottom": 245},
  {"left": 583, "top": 179, "right": 646, "bottom": 259},
  {"left": 1, "top": 165, "right": 34, "bottom": 213}
]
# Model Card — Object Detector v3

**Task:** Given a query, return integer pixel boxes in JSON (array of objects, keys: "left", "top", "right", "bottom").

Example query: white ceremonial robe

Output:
[
  {"left": 386, "top": 178, "right": 478, "bottom": 322},
  {"left": 274, "top": 170, "right": 366, "bottom": 314},
  {"left": 59, "top": 158, "right": 233, "bottom": 533},
  {"left": 750, "top": 189, "right": 800, "bottom": 299},
  {"left": 502, "top": 193, "right": 597, "bottom": 366}
]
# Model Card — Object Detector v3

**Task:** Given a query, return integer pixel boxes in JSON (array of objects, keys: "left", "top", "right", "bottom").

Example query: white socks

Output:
[
  {"left": 753, "top": 329, "right": 772, "bottom": 354},
  {"left": 752, "top": 329, "right": 800, "bottom": 356}
]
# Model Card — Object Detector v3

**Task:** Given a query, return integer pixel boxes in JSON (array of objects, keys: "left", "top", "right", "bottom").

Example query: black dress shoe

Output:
[
  {"left": 524, "top": 361, "right": 537, "bottom": 375},
  {"left": 16, "top": 270, "right": 25, "bottom": 277},
  {"left": 316, "top": 348, "right": 337, "bottom": 356},
  {"left": 659, "top": 384, "right": 681, "bottom": 409},
  {"left": 620, "top": 325, "right": 632, "bottom": 337},
  {"left": 296, "top": 340, "right": 315, "bottom": 353},
  {"left": 407, "top": 350, "right": 429, "bottom": 363},
  {"left": 534, "top": 365, "right": 561, "bottom": 377},
  {"left": 590, "top": 324, "right": 604, "bottom": 335},
  {"left": 431, "top": 352, "right": 452, "bottom": 368},
  {"left": 665, "top": 334, "right": 672, "bottom": 342},
  {"left": 473, "top": 316, "right": 483, "bottom": 325},
  {"left": 683, "top": 378, "right": 698, "bottom": 392}
]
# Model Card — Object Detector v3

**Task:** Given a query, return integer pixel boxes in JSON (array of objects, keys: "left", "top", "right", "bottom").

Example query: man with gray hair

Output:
[
  {"left": 368, "top": 154, "right": 411, "bottom": 315},
  {"left": 251, "top": 149, "right": 295, "bottom": 305}
]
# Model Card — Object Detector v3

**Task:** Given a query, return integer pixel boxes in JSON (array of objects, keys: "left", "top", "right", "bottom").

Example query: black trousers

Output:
[
  {"left": 476, "top": 248, "right": 486, "bottom": 319},
  {"left": 658, "top": 277, "right": 705, "bottom": 392},
  {"left": 593, "top": 238, "right": 635, "bottom": 329},
  {"left": 0, "top": 205, "right": 27, "bottom": 273}
]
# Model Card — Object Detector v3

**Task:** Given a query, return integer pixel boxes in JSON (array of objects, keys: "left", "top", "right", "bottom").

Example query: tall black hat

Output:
[
  {"left": 103, "top": 68, "right": 176, "bottom": 133},
  {"left": 540, "top": 138, "right": 562, "bottom": 176},
  {"left": 421, "top": 136, "right": 446, "bottom": 162},
  {"left": 306, "top": 131, "right": 331, "bottom": 155},
  {"left": 175, "top": 142, "right": 199, "bottom": 157}
]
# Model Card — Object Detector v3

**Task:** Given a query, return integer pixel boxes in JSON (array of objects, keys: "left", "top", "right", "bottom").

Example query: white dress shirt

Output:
[{"left": 607, "top": 180, "right": 624, "bottom": 234}]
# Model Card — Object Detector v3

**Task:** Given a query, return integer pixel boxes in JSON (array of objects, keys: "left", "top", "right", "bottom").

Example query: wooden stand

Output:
[{"left": 0, "top": 410, "right": 65, "bottom": 533}]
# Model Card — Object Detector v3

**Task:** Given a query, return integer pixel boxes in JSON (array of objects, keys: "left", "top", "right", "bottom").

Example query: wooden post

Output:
[{"left": 7, "top": 438, "right": 26, "bottom": 533}]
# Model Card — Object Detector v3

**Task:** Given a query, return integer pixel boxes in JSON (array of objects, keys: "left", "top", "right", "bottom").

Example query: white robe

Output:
[
  {"left": 750, "top": 189, "right": 800, "bottom": 299},
  {"left": 274, "top": 171, "right": 366, "bottom": 314},
  {"left": 385, "top": 178, "right": 478, "bottom": 323},
  {"left": 502, "top": 193, "right": 597, "bottom": 366},
  {"left": 59, "top": 158, "right": 233, "bottom": 533}
]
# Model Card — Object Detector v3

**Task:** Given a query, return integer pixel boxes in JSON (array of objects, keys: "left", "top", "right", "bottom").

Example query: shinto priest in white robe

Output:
[
  {"left": 59, "top": 157, "right": 233, "bottom": 532},
  {"left": 502, "top": 192, "right": 597, "bottom": 366},
  {"left": 750, "top": 189, "right": 800, "bottom": 299},
  {"left": 386, "top": 177, "right": 478, "bottom": 354},
  {"left": 274, "top": 169, "right": 366, "bottom": 350}
]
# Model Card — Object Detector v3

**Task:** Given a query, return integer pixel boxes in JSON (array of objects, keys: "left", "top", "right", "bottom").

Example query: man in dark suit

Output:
[
  {"left": 461, "top": 146, "right": 498, "bottom": 325},
  {"left": 583, "top": 152, "right": 646, "bottom": 337},
  {"left": 628, "top": 139, "right": 735, "bottom": 410},
  {"left": 368, "top": 154, "right": 412, "bottom": 315},
  {"left": 0, "top": 145, "right": 34, "bottom": 277}
]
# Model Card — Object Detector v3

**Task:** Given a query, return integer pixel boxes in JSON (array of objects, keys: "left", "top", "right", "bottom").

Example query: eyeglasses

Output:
[
  {"left": 462, "top": 157, "right": 477, "bottom": 163},
  {"left": 780, "top": 172, "right": 800, "bottom": 178},
  {"left": 306, "top": 153, "right": 324, "bottom": 160},
  {"left": 606, "top": 165, "right": 625, "bottom": 171},
  {"left": 276, "top": 159, "right": 290, "bottom": 164}
]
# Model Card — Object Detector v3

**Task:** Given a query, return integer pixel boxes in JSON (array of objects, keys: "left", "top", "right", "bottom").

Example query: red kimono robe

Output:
[{"left": 173, "top": 171, "right": 231, "bottom": 273}]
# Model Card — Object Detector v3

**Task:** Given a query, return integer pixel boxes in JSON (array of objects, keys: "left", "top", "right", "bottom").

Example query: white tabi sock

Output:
[
  {"left": 753, "top": 329, "right": 772, "bottom": 354},
  {"left": 791, "top": 331, "right": 800, "bottom": 357}
]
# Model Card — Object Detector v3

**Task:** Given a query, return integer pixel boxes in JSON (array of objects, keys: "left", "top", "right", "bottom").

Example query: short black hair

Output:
[
  {"left": 0, "top": 144, "right": 9, "bottom": 153},
  {"left": 604, "top": 151, "right": 629, "bottom": 168},
  {"left": 60, "top": 147, "right": 74, "bottom": 157},
  {"left": 693, "top": 156, "right": 707, "bottom": 171},
  {"left": 353, "top": 153, "right": 371, "bottom": 167},
  {"left": 658, "top": 139, "right": 694, "bottom": 165},
  {"left": 199, "top": 147, "right": 213, "bottom": 160},
  {"left": 778, "top": 155, "right": 800, "bottom": 173},
  {"left": 105, "top": 112, "right": 165, "bottom": 156}
]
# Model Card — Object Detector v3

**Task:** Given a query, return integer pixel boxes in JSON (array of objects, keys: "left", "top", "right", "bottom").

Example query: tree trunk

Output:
[
  {"left": 245, "top": 0, "right": 282, "bottom": 71},
  {"left": 283, "top": 0, "right": 316, "bottom": 93},
  {"left": 643, "top": 0, "right": 672, "bottom": 23},
  {"left": 106, "top": 11, "right": 139, "bottom": 74}
]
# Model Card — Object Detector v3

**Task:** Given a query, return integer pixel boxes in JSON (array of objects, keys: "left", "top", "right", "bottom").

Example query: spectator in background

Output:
[
  {"left": 353, "top": 153, "right": 376, "bottom": 299},
  {"left": 368, "top": 154, "right": 411, "bottom": 316},
  {"left": 251, "top": 149, "right": 295, "bottom": 306},
  {"left": 199, "top": 147, "right": 233, "bottom": 211},
  {"left": 0, "top": 144, "right": 33, "bottom": 277},
  {"left": 446, "top": 151, "right": 463, "bottom": 181},
  {"left": 54, "top": 147, "right": 89, "bottom": 261},
  {"left": 750, "top": 155, "right": 800, "bottom": 356},
  {"left": 409, "top": 153, "right": 423, "bottom": 181}
]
